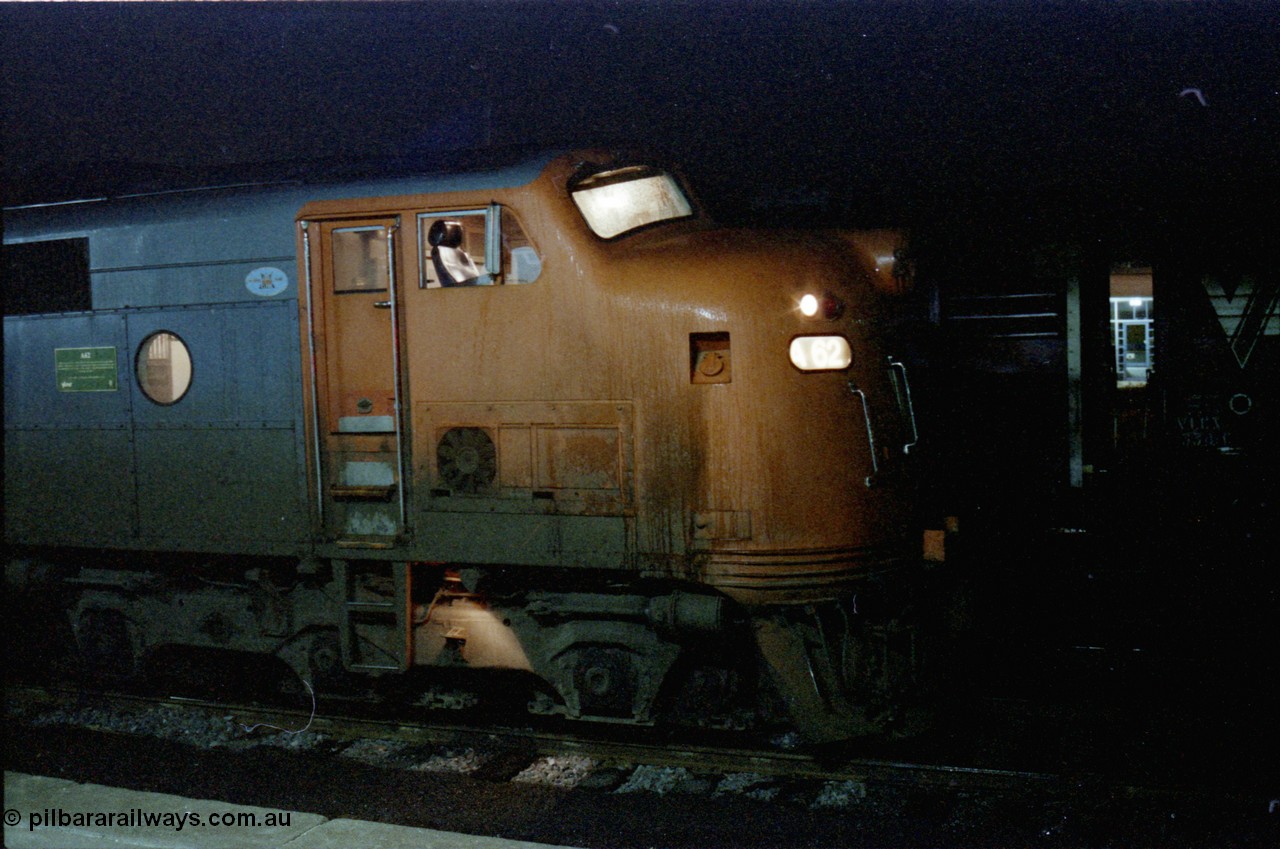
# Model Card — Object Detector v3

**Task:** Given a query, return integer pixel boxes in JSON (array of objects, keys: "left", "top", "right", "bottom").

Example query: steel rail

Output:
[{"left": 10, "top": 684, "right": 1064, "bottom": 793}]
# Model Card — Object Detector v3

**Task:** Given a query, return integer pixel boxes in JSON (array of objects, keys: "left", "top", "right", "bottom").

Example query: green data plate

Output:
[{"left": 55, "top": 347, "right": 119, "bottom": 392}]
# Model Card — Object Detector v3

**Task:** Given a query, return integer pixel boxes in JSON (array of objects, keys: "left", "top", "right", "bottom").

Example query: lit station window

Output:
[{"left": 1110, "top": 265, "right": 1154, "bottom": 387}]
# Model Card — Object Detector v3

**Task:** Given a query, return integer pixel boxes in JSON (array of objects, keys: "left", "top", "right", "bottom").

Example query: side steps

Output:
[{"left": 333, "top": 560, "right": 411, "bottom": 674}]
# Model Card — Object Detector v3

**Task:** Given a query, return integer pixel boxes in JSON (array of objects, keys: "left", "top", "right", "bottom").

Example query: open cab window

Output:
[
  {"left": 417, "top": 206, "right": 541, "bottom": 288},
  {"left": 570, "top": 165, "right": 693, "bottom": 239}
]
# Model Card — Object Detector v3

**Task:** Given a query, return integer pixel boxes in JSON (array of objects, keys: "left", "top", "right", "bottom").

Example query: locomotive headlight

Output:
[
  {"left": 789, "top": 335, "right": 852, "bottom": 371},
  {"left": 797, "top": 291, "right": 845, "bottom": 320}
]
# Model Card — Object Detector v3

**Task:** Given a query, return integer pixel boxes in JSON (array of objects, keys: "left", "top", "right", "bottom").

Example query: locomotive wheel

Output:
[
  {"left": 667, "top": 664, "right": 755, "bottom": 730},
  {"left": 570, "top": 646, "right": 638, "bottom": 720},
  {"left": 76, "top": 609, "right": 138, "bottom": 678}
]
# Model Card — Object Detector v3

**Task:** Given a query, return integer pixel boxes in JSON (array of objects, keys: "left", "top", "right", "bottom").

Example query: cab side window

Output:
[{"left": 417, "top": 207, "right": 540, "bottom": 289}]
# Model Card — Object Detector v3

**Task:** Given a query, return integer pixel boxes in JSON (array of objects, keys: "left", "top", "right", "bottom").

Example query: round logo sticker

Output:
[{"left": 245, "top": 267, "right": 289, "bottom": 297}]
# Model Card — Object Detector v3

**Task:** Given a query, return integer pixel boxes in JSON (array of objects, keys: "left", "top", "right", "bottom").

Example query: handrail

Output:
[
  {"left": 300, "top": 221, "right": 325, "bottom": 527},
  {"left": 386, "top": 221, "right": 408, "bottom": 528},
  {"left": 848, "top": 382, "right": 878, "bottom": 488},
  {"left": 887, "top": 358, "right": 919, "bottom": 455}
]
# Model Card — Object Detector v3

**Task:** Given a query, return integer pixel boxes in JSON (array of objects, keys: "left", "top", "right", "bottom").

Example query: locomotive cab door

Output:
[{"left": 302, "top": 217, "right": 409, "bottom": 546}]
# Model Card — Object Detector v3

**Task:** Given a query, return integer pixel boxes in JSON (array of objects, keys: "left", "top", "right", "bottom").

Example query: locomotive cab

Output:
[{"left": 294, "top": 151, "right": 926, "bottom": 737}]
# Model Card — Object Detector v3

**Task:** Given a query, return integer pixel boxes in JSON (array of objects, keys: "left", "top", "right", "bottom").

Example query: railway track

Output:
[
  {"left": 10, "top": 680, "right": 1275, "bottom": 849},
  {"left": 2, "top": 682, "right": 1084, "bottom": 795}
]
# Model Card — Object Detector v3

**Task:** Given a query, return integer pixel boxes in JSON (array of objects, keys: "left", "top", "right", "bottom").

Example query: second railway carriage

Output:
[{"left": 4, "top": 149, "right": 927, "bottom": 740}]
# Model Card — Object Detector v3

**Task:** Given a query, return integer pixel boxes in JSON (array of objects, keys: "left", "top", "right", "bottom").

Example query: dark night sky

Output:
[{"left": 3, "top": 1, "right": 1278, "bottom": 229}]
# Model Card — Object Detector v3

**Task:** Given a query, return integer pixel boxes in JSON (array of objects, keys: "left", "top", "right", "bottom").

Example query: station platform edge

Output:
[{"left": 4, "top": 771, "right": 583, "bottom": 849}]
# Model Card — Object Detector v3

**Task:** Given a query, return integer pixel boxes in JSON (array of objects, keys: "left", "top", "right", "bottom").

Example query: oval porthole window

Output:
[{"left": 136, "top": 331, "right": 193, "bottom": 405}]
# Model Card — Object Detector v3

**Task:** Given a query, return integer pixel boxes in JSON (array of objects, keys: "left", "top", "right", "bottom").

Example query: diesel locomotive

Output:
[{"left": 4, "top": 150, "right": 927, "bottom": 740}]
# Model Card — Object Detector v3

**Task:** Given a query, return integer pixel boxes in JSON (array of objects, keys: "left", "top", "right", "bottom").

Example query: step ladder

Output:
[{"left": 333, "top": 560, "right": 412, "bottom": 673}]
